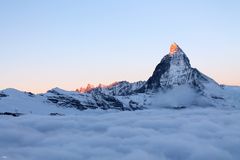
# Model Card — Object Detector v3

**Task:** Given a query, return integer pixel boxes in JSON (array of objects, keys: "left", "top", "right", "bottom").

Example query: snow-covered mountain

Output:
[
  {"left": 138, "top": 43, "right": 219, "bottom": 92},
  {"left": 1, "top": 43, "right": 240, "bottom": 114},
  {"left": 80, "top": 81, "right": 146, "bottom": 96}
]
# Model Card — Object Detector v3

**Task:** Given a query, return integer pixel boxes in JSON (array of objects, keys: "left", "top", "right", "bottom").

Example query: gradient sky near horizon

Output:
[{"left": 1, "top": 0, "right": 240, "bottom": 93}]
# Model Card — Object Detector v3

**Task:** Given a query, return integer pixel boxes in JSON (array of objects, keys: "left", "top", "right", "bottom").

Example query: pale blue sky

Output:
[{"left": 0, "top": 0, "right": 240, "bottom": 93}]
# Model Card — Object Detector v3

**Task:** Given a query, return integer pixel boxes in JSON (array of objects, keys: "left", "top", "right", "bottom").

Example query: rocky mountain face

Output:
[
  {"left": 1, "top": 43, "right": 239, "bottom": 113},
  {"left": 45, "top": 87, "right": 144, "bottom": 111},
  {"left": 138, "top": 43, "right": 218, "bottom": 93},
  {"left": 84, "top": 81, "right": 146, "bottom": 96}
]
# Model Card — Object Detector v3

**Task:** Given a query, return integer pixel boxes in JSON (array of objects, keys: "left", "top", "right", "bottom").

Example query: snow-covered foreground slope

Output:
[
  {"left": 0, "top": 88, "right": 82, "bottom": 114},
  {"left": 1, "top": 108, "right": 240, "bottom": 160}
]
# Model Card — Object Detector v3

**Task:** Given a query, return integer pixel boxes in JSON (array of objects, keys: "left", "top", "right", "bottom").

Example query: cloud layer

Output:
[{"left": 0, "top": 108, "right": 240, "bottom": 160}]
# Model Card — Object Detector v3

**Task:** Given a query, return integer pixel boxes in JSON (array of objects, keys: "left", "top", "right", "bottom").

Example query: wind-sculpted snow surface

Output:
[{"left": 1, "top": 108, "right": 240, "bottom": 160}]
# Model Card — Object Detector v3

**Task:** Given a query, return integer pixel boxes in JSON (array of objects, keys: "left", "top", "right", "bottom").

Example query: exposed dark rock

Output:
[
  {"left": 0, "top": 93, "right": 8, "bottom": 98},
  {"left": 129, "top": 100, "right": 144, "bottom": 110},
  {"left": 92, "top": 92, "right": 125, "bottom": 110},
  {"left": 47, "top": 89, "right": 62, "bottom": 96},
  {"left": 25, "top": 92, "right": 35, "bottom": 97},
  {"left": 173, "top": 106, "right": 187, "bottom": 110},
  {"left": 0, "top": 112, "right": 23, "bottom": 117},
  {"left": 47, "top": 96, "right": 89, "bottom": 110},
  {"left": 211, "top": 96, "right": 224, "bottom": 100},
  {"left": 49, "top": 113, "right": 65, "bottom": 116}
]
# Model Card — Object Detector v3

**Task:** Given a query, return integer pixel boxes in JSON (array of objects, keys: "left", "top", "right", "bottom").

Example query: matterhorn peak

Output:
[
  {"left": 137, "top": 42, "right": 210, "bottom": 92},
  {"left": 169, "top": 42, "right": 182, "bottom": 55}
]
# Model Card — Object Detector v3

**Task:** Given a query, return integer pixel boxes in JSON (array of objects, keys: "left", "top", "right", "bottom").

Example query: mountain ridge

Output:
[{"left": 1, "top": 43, "right": 240, "bottom": 114}]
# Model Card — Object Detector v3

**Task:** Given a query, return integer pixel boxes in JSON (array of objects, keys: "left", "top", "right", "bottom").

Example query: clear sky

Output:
[{"left": 0, "top": 0, "right": 240, "bottom": 93}]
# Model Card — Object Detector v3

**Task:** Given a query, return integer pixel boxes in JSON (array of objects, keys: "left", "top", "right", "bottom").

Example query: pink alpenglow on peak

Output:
[
  {"left": 76, "top": 82, "right": 119, "bottom": 93},
  {"left": 77, "top": 84, "right": 95, "bottom": 93},
  {"left": 169, "top": 42, "right": 181, "bottom": 55}
]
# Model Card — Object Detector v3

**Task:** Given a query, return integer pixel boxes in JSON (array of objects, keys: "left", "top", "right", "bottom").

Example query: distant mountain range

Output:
[{"left": 1, "top": 43, "right": 240, "bottom": 114}]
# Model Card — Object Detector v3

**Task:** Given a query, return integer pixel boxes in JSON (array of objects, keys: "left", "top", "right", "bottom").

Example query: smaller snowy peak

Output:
[
  {"left": 76, "top": 82, "right": 125, "bottom": 94},
  {"left": 77, "top": 84, "right": 95, "bottom": 93},
  {"left": 46, "top": 87, "right": 79, "bottom": 96},
  {"left": 76, "top": 81, "right": 145, "bottom": 96},
  {"left": 1, "top": 88, "right": 23, "bottom": 94},
  {"left": 93, "top": 81, "right": 145, "bottom": 96},
  {"left": 1, "top": 88, "right": 34, "bottom": 97},
  {"left": 169, "top": 43, "right": 183, "bottom": 55}
]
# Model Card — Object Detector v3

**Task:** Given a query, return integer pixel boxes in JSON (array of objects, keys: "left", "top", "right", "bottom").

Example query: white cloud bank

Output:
[{"left": 0, "top": 108, "right": 240, "bottom": 160}]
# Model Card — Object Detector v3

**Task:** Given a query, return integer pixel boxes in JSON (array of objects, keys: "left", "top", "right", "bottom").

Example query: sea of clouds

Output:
[{"left": 0, "top": 108, "right": 240, "bottom": 160}]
